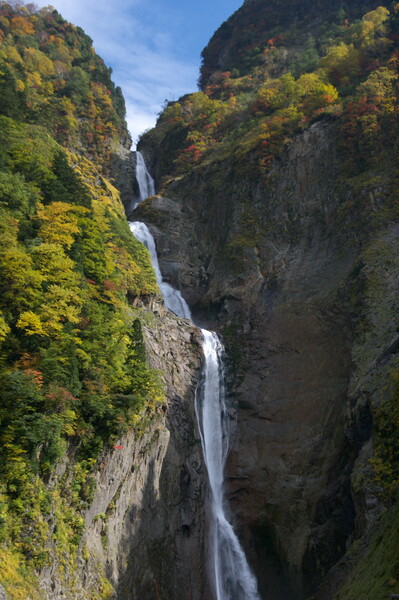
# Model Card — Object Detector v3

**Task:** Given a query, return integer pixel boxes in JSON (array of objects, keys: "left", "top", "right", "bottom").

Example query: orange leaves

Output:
[
  {"left": 23, "top": 369, "right": 44, "bottom": 388},
  {"left": 10, "top": 16, "right": 34, "bottom": 36}
]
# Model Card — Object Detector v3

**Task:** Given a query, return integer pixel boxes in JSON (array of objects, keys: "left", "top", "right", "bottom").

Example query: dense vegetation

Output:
[
  {"left": 0, "top": 1, "right": 129, "bottom": 170},
  {"left": 0, "top": 3, "right": 161, "bottom": 597},
  {"left": 142, "top": 3, "right": 399, "bottom": 182}
]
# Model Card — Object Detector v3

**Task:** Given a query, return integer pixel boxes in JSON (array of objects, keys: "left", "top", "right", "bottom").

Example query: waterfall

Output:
[
  {"left": 134, "top": 151, "right": 155, "bottom": 207},
  {"left": 129, "top": 155, "right": 260, "bottom": 600},
  {"left": 196, "top": 331, "right": 260, "bottom": 600},
  {"left": 129, "top": 221, "right": 191, "bottom": 319}
]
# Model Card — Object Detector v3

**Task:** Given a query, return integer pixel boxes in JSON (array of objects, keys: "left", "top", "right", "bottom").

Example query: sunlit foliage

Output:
[
  {"left": 143, "top": 4, "right": 399, "bottom": 179},
  {"left": 0, "top": 6, "right": 161, "bottom": 588},
  {"left": 0, "top": 1, "right": 128, "bottom": 171}
]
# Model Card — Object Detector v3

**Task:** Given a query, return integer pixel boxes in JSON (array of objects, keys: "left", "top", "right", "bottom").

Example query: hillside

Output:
[
  {"left": 140, "top": 0, "right": 399, "bottom": 185},
  {"left": 0, "top": 3, "right": 177, "bottom": 599}
]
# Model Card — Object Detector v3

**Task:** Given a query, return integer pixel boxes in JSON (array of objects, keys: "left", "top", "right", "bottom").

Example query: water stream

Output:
[
  {"left": 130, "top": 156, "right": 260, "bottom": 600},
  {"left": 129, "top": 221, "right": 191, "bottom": 320},
  {"left": 134, "top": 150, "right": 155, "bottom": 207},
  {"left": 196, "top": 331, "right": 260, "bottom": 600}
]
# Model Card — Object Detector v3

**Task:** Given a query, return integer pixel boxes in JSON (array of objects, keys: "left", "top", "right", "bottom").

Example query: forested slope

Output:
[{"left": 0, "top": 4, "right": 165, "bottom": 598}]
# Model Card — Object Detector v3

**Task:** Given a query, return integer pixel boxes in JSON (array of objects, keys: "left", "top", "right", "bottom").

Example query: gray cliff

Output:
[
  {"left": 135, "top": 118, "right": 399, "bottom": 599},
  {"left": 38, "top": 304, "right": 209, "bottom": 600}
]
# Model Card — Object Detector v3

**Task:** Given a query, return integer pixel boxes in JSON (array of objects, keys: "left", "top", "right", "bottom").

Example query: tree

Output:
[
  {"left": 0, "top": 61, "right": 26, "bottom": 118},
  {"left": 36, "top": 201, "right": 81, "bottom": 249}
]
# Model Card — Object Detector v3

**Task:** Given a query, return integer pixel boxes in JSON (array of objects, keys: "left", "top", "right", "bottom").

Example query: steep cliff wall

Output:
[
  {"left": 136, "top": 0, "right": 399, "bottom": 593},
  {"left": 138, "top": 114, "right": 399, "bottom": 600},
  {"left": 36, "top": 304, "right": 206, "bottom": 600}
]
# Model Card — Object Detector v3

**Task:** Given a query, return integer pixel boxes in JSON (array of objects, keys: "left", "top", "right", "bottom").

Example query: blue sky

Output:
[{"left": 34, "top": 0, "right": 244, "bottom": 146}]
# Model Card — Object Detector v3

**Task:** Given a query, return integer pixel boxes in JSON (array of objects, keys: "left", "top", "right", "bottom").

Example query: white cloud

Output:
[{"left": 35, "top": 0, "right": 199, "bottom": 146}]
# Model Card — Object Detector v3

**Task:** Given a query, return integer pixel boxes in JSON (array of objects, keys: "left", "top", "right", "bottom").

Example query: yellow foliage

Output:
[
  {"left": 111, "top": 245, "right": 140, "bottom": 291},
  {"left": 0, "top": 547, "right": 44, "bottom": 600},
  {"left": 9, "top": 16, "right": 35, "bottom": 36},
  {"left": 257, "top": 82, "right": 279, "bottom": 109},
  {"left": 357, "top": 67, "right": 398, "bottom": 111},
  {"left": 59, "top": 97, "right": 75, "bottom": 115},
  {"left": 319, "top": 43, "right": 361, "bottom": 84},
  {"left": 60, "top": 409, "right": 77, "bottom": 436},
  {"left": 359, "top": 6, "right": 389, "bottom": 46},
  {"left": 26, "top": 70, "right": 42, "bottom": 89},
  {"left": 1, "top": 45, "right": 23, "bottom": 65},
  {"left": 37, "top": 202, "right": 81, "bottom": 249},
  {"left": 40, "top": 284, "right": 83, "bottom": 329},
  {"left": 0, "top": 313, "right": 10, "bottom": 343},
  {"left": 297, "top": 73, "right": 339, "bottom": 101},
  {"left": 24, "top": 47, "right": 55, "bottom": 77},
  {"left": 31, "top": 242, "right": 79, "bottom": 285},
  {"left": 16, "top": 311, "right": 46, "bottom": 336},
  {"left": 0, "top": 247, "right": 43, "bottom": 290},
  {"left": 69, "top": 153, "right": 123, "bottom": 217}
]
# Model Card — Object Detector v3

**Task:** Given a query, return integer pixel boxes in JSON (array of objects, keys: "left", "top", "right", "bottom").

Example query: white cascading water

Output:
[
  {"left": 134, "top": 150, "right": 155, "bottom": 207},
  {"left": 129, "top": 221, "right": 191, "bottom": 319},
  {"left": 130, "top": 155, "right": 260, "bottom": 599},
  {"left": 196, "top": 331, "right": 260, "bottom": 600}
]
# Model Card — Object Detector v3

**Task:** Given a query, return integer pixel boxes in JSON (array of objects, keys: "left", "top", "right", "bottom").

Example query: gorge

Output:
[
  {"left": 0, "top": 1, "right": 398, "bottom": 600},
  {"left": 131, "top": 157, "right": 260, "bottom": 599}
]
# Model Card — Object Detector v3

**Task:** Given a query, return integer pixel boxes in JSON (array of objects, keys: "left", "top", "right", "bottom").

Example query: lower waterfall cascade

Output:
[
  {"left": 129, "top": 213, "right": 260, "bottom": 599},
  {"left": 196, "top": 330, "right": 260, "bottom": 600}
]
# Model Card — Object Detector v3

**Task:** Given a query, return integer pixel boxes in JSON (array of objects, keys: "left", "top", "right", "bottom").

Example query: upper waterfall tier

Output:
[{"left": 134, "top": 151, "right": 155, "bottom": 207}]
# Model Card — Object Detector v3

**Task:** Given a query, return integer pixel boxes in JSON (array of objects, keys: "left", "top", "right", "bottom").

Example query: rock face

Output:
[
  {"left": 115, "top": 307, "right": 207, "bottom": 600},
  {"left": 38, "top": 304, "right": 209, "bottom": 600},
  {"left": 110, "top": 145, "right": 140, "bottom": 216},
  {"left": 135, "top": 118, "right": 397, "bottom": 599}
]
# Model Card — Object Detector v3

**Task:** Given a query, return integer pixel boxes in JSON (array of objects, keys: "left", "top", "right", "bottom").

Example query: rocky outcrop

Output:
[
  {"left": 38, "top": 304, "right": 208, "bottom": 600},
  {"left": 115, "top": 306, "right": 207, "bottom": 600},
  {"left": 110, "top": 145, "right": 140, "bottom": 216},
  {"left": 134, "top": 119, "right": 397, "bottom": 599}
]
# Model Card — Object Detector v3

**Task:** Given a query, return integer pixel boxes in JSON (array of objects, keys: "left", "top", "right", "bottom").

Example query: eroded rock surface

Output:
[
  {"left": 136, "top": 120, "right": 395, "bottom": 599},
  {"left": 38, "top": 305, "right": 207, "bottom": 600}
]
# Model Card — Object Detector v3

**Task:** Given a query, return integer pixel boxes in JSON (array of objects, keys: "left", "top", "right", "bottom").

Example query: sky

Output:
[{"left": 34, "top": 0, "right": 244, "bottom": 146}]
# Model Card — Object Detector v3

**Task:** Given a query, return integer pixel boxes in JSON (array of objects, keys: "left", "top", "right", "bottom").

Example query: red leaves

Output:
[{"left": 103, "top": 279, "right": 119, "bottom": 291}]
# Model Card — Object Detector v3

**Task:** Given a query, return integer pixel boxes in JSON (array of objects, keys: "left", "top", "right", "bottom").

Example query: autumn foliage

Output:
[
  {"left": 0, "top": 3, "right": 162, "bottom": 582},
  {"left": 141, "top": 4, "right": 399, "bottom": 179},
  {"left": 0, "top": 1, "right": 129, "bottom": 171}
]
